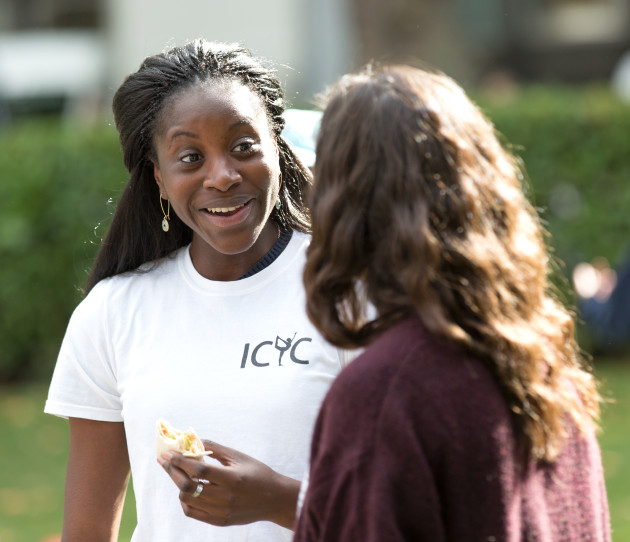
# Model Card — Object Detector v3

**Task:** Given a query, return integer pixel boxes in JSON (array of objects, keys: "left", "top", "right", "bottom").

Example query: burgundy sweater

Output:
[{"left": 294, "top": 317, "right": 610, "bottom": 541}]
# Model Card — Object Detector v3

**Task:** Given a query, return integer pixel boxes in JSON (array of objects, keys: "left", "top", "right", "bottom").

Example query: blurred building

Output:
[
  {"left": 1, "top": 0, "right": 630, "bottom": 123},
  {"left": 463, "top": 0, "right": 630, "bottom": 85},
  {"left": 351, "top": 0, "right": 630, "bottom": 87},
  {"left": 0, "top": 0, "right": 356, "bottom": 123}
]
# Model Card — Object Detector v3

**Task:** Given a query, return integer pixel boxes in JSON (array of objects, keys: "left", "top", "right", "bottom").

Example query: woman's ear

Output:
[{"left": 154, "top": 162, "right": 165, "bottom": 197}]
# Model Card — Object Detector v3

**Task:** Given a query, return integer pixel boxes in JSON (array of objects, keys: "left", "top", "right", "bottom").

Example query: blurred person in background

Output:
[
  {"left": 295, "top": 64, "right": 610, "bottom": 541},
  {"left": 44, "top": 39, "right": 354, "bottom": 542},
  {"left": 573, "top": 249, "right": 630, "bottom": 354}
]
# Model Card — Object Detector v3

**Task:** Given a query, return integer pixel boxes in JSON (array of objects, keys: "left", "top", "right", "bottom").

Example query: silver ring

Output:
[{"left": 192, "top": 481, "right": 204, "bottom": 498}]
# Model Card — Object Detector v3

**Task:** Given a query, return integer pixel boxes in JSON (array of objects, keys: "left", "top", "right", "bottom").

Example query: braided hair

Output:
[{"left": 86, "top": 40, "right": 311, "bottom": 292}]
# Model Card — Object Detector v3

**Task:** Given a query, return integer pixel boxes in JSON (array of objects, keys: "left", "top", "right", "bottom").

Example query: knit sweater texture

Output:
[{"left": 295, "top": 316, "right": 611, "bottom": 541}]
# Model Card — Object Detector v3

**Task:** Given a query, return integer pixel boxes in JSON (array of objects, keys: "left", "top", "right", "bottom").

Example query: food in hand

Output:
[{"left": 156, "top": 418, "right": 212, "bottom": 459}]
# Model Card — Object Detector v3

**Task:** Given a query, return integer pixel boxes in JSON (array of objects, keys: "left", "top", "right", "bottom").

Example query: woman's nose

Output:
[{"left": 202, "top": 160, "right": 242, "bottom": 191}]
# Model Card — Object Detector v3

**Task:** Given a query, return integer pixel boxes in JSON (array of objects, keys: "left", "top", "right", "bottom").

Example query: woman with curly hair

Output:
[
  {"left": 296, "top": 65, "right": 610, "bottom": 541},
  {"left": 44, "top": 39, "right": 354, "bottom": 541}
]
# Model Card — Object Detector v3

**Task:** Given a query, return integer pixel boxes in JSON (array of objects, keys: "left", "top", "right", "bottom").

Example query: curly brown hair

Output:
[{"left": 303, "top": 64, "right": 600, "bottom": 462}]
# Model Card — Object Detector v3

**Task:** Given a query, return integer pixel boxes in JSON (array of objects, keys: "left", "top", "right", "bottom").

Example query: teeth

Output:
[{"left": 207, "top": 204, "right": 244, "bottom": 214}]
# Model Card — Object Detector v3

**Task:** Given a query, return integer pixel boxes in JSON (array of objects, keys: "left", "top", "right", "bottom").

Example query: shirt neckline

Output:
[
  {"left": 237, "top": 229, "right": 293, "bottom": 280},
  {"left": 178, "top": 230, "right": 306, "bottom": 295}
]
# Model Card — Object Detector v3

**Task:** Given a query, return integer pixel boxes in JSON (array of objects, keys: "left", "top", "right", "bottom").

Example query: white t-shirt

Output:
[{"left": 45, "top": 232, "right": 353, "bottom": 542}]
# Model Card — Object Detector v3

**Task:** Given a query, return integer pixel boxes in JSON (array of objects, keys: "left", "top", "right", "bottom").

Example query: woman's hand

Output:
[{"left": 158, "top": 440, "right": 300, "bottom": 530}]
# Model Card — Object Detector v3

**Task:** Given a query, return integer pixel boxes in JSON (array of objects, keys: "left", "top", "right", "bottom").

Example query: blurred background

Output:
[{"left": 1, "top": 1, "right": 630, "bottom": 540}]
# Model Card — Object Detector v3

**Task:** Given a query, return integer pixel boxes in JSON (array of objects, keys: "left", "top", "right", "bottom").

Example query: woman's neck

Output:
[{"left": 189, "top": 221, "right": 281, "bottom": 281}]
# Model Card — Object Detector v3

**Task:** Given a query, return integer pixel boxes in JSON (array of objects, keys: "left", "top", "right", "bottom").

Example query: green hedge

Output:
[
  {"left": 0, "top": 119, "right": 125, "bottom": 382},
  {"left": 1, "top": 85, "right": 630, "bottom": 381},
  {"left": 479, "top": 86, "right": 630, "bottom": 353},
  {"left": 479, "top": 85, "right": 630, "bottom": 268}
]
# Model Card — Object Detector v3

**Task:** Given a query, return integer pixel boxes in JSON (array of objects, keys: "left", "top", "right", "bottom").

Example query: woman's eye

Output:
[
  {"left": 181, "top": 153, "right": 201, "bottom": 164},
  {"left": 233, "top": 141, "right": 256, "bottom": 153}
]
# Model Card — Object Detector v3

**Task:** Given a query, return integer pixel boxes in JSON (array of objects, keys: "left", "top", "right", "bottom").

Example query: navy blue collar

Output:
[{"left": 237, "top": 229, "right": 293, "bottom": 280}]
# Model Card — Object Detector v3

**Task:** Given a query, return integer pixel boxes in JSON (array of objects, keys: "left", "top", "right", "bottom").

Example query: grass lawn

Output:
[
  {"left": 1, "top": 358, "right": 629, "bottom": 541},
  {"left": 0, "top": 384, "right": 136, "bottom": 542},
  {"left": 594, "top": 355, "right": 630, "bottom": 541}
]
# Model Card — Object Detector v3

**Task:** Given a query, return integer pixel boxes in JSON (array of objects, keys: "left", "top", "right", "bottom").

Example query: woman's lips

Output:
[
  {"left": 205, "top": 203, "right": 246, "bottom": 217},
  {"left": 200, "top": 200, "right": 252, "bottom": 225}
]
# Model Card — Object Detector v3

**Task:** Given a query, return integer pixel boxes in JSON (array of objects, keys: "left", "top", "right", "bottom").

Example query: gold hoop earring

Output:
[{"left": 160, "top": 196, "right": 170, "bottom": 232}]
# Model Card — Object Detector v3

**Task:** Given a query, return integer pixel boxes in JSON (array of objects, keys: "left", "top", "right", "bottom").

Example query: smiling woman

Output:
[
  {"left": 43, "top": 39, "right": 355, "bottom": 542},
  {"left": 152, "top": 81, "right": 282, "bottom": 280}
]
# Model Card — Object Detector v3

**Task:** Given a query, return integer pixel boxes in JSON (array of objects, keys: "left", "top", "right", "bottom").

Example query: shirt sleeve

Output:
[
  {"left": 337, "top": 346, "right": 363, "bottom": 369},
  {"left": 44, "top": 280, "right": 123, "bottom": 421}
]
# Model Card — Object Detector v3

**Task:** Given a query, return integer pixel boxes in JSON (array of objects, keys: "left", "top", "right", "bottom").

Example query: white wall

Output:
[{"left": 104, "top": 0, "right": 356, "bottom": 107}]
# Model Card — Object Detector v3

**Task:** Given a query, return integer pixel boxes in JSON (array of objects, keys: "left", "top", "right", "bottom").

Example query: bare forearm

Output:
[
  {"left": 62, "top": 466, "right": 129, "bottom": 542},
  {"left": 268, "top": 473, "right": 301, "bottom": 530},
  {"left": 63, "top": 419, "right": 130, "bottom": 542}
]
